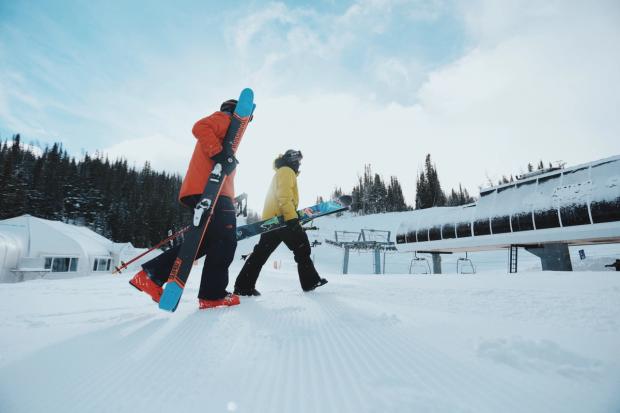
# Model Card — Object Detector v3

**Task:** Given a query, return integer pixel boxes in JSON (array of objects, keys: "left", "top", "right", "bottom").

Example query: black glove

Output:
[
  {"left": 285, "top": 218, "right": 303, "bottom": 233},
  {"left": 211, "top": 150, "right": 238, "bottom": 175}
]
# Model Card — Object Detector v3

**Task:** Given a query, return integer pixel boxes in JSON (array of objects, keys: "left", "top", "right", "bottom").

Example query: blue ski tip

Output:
[
  {"left": 159, "top": 283, "right": 183, "bottom": 312},
  {"left": 236, "top": 88, "right": 254, "bottom": 117}
]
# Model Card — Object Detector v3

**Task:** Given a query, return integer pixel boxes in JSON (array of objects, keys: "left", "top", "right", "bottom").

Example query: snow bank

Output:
[{"left": 0, "top": 223, "right": 619, "bottom": 412}]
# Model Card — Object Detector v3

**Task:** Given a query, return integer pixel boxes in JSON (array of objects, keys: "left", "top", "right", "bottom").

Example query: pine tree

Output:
[
  {"left": 331, "top": 187, "right": 343, "bottom": 200},
  {"left": 362, "top": 164, "right": 373, "bottom": 214},
  {"left": 0, "top": 136, "right": 191, "bottom": 247},
  {"left": 349, "top": 165, "right": 409, "bottom": 214},
  {"left": 446, "top": 183, "right": 475, "bottom": 206},
  {"left": 371, "top": 173, "right": 387, "bottom": 213},
  {"left": 416, "top": 154, "right": 446, "bottom": 209},
  {"left": 415, "top": 170, "right": 427, "bottom": 209},
  {"left": 351, "top": 180, "right": 363, "bottom": 213},
  {"left": 387, "top": 176, "right": 407, "bottom": 212}
]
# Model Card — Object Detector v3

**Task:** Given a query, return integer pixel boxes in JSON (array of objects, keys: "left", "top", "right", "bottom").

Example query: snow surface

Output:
[{"left": 1, "top": 212, "right": 620, "bottom": 413}]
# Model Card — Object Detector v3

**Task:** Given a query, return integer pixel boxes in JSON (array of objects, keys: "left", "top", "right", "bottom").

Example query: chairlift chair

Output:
[
  {"left": 456, "top": 252, "right": 476, "bottom": 274},
  {"left": 409, "top": 252, "right": 431, "bottom": 275}
]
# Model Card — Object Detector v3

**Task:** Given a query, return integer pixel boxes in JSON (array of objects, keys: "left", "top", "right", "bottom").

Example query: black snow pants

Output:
[
  {"left": 141, "top": 196, "right": 237, "bottom": 300},
  {"left": 234, "top": 224, "right": 321, "bottom": 291}
]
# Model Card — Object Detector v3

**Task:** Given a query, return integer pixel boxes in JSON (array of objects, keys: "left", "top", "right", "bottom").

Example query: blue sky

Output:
[
  {"left": 0, "top": 0, "right": 465, "bottom": 151},
  {"left": 1, "top": 1, "right": 619, "bottom": 209}
]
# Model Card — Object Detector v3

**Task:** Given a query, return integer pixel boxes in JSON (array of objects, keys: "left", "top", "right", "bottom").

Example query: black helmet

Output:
[
  {"left": 275, "top": 149, "right": 303, "bottom": 172},
  {"left": 282, "top": 149, "right": 303, "bottom": 163},
  {"left": 220, "top": 99, "right": 237, "bottom": 113}
]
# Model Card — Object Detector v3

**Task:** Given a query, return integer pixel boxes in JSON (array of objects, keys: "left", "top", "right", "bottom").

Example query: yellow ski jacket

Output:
[{"left": 262, "top": 166, "right": 299, "bottom": 221}]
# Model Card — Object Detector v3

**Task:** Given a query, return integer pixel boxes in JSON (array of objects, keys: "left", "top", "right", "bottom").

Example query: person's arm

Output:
[
  {"left": 276, "top": 168, "right": 299, "bottom": 221},
  {"left": 193, "top": 113, "right": 237, "bottom": 174},
  {"left": 192, "top": 114, "right": 227, "bottom": 158}
]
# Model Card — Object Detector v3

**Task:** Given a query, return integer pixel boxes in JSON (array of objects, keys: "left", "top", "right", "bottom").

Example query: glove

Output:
[
  {"left": 285, "top": 218, "right": 303, "bottom": 233},
  {"left": 211, "top": 149, "right": 238, "bottom": 175}
]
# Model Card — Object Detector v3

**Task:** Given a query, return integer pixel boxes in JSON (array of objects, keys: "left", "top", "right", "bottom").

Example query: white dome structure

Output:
[{"left": 0, "top": 215, "right": 156, "bottom": 282}]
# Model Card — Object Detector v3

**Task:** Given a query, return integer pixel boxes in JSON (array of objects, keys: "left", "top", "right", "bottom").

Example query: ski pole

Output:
[{"left": 112, "top": 226, "right": 190, "bottom": 274}]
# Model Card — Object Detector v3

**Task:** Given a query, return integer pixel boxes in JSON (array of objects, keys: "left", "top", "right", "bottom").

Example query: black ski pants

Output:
[
  {"left": 142, "top": 196, "right": 237, "bottom": 300},
  {"left": 234, "top": 225, "right": 321, "bottom": 291}
]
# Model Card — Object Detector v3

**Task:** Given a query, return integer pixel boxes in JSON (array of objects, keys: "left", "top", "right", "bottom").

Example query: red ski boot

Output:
[
  {"left": 198, "top": 293, "right": 240, "bottom": 309},
  {"left": 129, "top": 270, "right": 163, "bottom": 303}
]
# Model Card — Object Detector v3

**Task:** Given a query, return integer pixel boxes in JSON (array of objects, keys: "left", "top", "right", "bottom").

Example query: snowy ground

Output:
[{"left": 1, "top": 213, "right": 620, "bottom": 413}]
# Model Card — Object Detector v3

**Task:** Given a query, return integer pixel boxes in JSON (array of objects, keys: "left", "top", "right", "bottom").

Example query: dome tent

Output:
[{"left": 0, "top": 215, "right": 117, "bottom": 282}]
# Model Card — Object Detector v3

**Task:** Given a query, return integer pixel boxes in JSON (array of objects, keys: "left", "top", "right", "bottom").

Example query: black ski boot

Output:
[
  {"left": 234, "top": 287, "right": 262, "bottom": 296},
  {"left": 303, "top": 278, "right": 328, "bottom": 292}
]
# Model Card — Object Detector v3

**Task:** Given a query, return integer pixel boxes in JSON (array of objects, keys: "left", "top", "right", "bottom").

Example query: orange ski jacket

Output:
[{"left": 179, "top": 112, "right": 236, "bottom": 206}]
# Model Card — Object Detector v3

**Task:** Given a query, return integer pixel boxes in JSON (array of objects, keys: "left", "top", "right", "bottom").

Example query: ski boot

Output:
[
  {"left": 233, "top": 287, "right": 261, "bottom": 296},
  {"left": 199, "top": 293, "right": 240, "bottom": 309},
  {"left": 303, "top": 278, "right": 328, "bottom": 292},
  {"left": 129, "top": 270, "right": 163, "bottom": 303}
]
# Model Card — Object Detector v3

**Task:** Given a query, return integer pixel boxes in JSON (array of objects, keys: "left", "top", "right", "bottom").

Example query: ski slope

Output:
[{"left": 1, "top": 213, "right": 620, "bottom": 412}]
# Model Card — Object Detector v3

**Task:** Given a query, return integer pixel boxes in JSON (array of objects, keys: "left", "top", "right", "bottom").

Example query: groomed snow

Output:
[{"left": 1, "top": 213, "right": 619, "bottom": 412}]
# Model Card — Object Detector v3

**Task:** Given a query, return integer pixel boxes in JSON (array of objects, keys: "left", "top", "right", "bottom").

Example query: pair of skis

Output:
[
  {"left": 158, "top": 88, "right": 255, "bottom": 312},
  {"left": 235, "top": 196, "right": 352, "bottom": 241}
]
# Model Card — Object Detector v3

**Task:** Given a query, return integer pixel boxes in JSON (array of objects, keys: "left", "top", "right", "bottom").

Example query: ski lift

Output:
[
  {"left": 457, "top": 252, "right": 476, "bottom": 274},
  {"left": 409, "top": 252, "right": 431, "bottom": 275},
  {"left": 234, "top": 193, "right": 248, "bottom": 217}
]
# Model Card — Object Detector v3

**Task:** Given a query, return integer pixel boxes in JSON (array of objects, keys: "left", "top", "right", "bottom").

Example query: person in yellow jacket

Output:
[{"left": 234, "top": 150, "right": 327, "bottom": 296}]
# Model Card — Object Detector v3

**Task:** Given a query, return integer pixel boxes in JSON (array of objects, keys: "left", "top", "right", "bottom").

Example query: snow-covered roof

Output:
[
  {"left": 397, "top": 155, "right": 620, "bottom": 252},
  {"left": 0, "top": 215, "right": 112, "bottom": 258},
  {"left": 109, "top": 242, "right": 135, "bottom": 255}
]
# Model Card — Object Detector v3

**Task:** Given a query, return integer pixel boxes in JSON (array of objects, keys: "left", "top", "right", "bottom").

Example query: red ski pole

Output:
[{"left": 112, "top": 226, "right": 190, "bottom": 274}]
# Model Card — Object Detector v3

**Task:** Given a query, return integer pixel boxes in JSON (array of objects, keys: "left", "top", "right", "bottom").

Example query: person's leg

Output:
[
  {"left": 140, "top": 245, "right": 181, "bottom": 286},
  {"left": 140, "top": 230, "right": 214, "bottom": 285},
  {"left": 131, "top": 246, "right": 184, "bottom": 301},
  {"left": 280, "top": 227, "right": 324, "bottom": 290},
  {"left": 132, "top": 199, "right": 210, "bottom": 301},
  {"left": 234, "top": 231, "right": 281, "bottom": 292},
  {"left": 198, "top": 197, "right": 238, "bottom": 300}
]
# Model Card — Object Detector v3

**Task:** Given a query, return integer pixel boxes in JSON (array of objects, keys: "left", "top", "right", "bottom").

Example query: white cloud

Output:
[
  {"left": 232, "top": 3, "right": 296, "bottom": 55},
  {"left": 3, "top": 0, "right": 619, "bottom": 214},
  {"left": 97, "top": 0, "right": 620, "bottom": 213},
  {"left": 227, "top": 0, "right": 443, "bottom": 100},
  {"left": 102, "top": 134, "right": 194, "bottom": 176},
  {"left": 234, "top": 0, "right": 620, "bottom": 209}
]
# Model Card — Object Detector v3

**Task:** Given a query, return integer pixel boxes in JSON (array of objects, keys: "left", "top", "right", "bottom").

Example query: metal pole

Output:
[{"left": 382, "top": 250, "right": 387, "bottom": 274}]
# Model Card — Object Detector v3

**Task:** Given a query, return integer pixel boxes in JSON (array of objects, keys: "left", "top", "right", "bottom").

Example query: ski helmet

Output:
[
  {"left": 220, "top": 99, "right": 237, "bottom": 113},
  {"left": 275, "top": 149, "right": 303, "bottom": 173},
  {"left": 282, "top": 149, "right": 303, "bottom": 163}
]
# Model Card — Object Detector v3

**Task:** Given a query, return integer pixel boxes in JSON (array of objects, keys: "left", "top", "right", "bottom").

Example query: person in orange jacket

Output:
[
  {"left": 234, "top": 150, "right": 327, "bottom": 296},
  {"left": 129, "top": 99, "right": 241, "bottom": 309}
]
